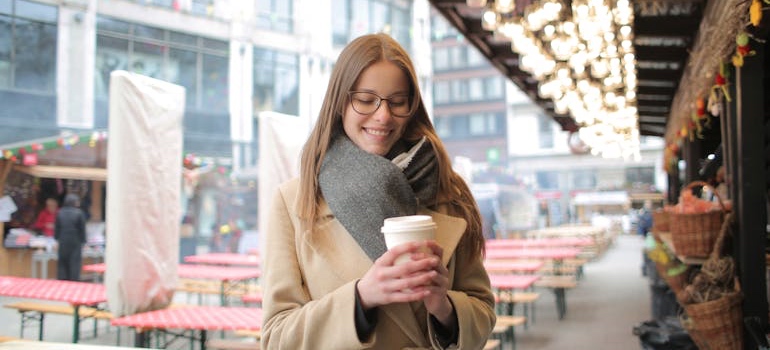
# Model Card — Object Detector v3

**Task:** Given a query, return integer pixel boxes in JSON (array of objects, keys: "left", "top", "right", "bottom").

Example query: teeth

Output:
[{"left": 365, "top": 128, "right": 389, "bottom": 136}]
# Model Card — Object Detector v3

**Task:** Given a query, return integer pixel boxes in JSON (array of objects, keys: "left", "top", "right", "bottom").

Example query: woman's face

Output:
[
  {"left": 45, "top": 199, "right": 58, "bottom": 212},
  {"left": 342, "top": 60, "right": 411, "bottom": 156}
]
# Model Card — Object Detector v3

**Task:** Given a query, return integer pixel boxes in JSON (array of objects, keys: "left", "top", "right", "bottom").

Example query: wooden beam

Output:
[
  {"left": 732, "top": 44, "right": 768, "bottom": 345},
  {"left": 12, "top": 165, "right": 107, "bottom": 181}
]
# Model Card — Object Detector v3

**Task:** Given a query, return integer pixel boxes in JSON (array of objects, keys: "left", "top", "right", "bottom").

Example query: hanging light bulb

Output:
[
  {"left": 495, "top": 0, "right": 515, "bottom": 14},
  {"left": 466, "top": 0, "right": 488, "bottom": 8},
  {"left": 481, "top": 6, "right": 500, "bottom": 31}
]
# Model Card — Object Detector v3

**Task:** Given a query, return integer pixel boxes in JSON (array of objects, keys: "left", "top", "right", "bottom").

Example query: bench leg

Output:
[
  {"left": 38, "top": 313, "right": 44, "bottom": 341},
  {"left": 553, "top": 288, "right": 567, "bottom": 320}
]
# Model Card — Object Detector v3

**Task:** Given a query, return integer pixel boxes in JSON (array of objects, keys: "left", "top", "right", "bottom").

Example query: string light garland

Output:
[{"left": 473, "top": 0, "right": 640, "bottom": 160}]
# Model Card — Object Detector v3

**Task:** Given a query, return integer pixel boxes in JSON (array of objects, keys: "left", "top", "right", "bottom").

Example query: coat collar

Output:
[{"left": 303, "top": 200, "right": 467, "bottom": 345}]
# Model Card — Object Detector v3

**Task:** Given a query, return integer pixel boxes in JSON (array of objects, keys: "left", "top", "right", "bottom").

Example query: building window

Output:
[
  {"left": 450, "top": 80, "right": 467, "bottom": 102},
  {"left": 538, "top": 114, "right": 554, "bottom": 149},
  {"left": 433, "top": 80, "right": 450, "bottom": 104},
  {"left": 255, "top": 0, "right": 293, "bottom": 33},
  {"left": 253, "top": 47, "right": 299, "bottom": 116},
  {"left": 332, "top": 0, "right": 411, "bottom": 49},
  {"left": 434, "top": 116, "right": 451, "bottom": 139},
  {"left": 468, "top": 77, "right": 484, "bottom": 101},
  {"left": 0, "top": 0, "right": 58, "bottom": 143},
  {"left": 94, "top": 16, "right": 231, "bottom": 157},
  {"left": 438, "top": 113, "right": 504, "bottom": 140},
  {"left": 0, "top": 0, "right": 58, "bottom": 92},
  {"left": 95, "top": 16, "right": 229, "bottom": 112},
  {"left": 626, "top": 166, "right": 655, "bottom": 186},
  {"left": 536, "top": 171, "right": 559, "bottom": 190},
  {"left": 431, "top": 12, "right": 459, "bottom": 41},
  {"left": 466, "top": 46, "right": 487, "bottom": 67},
  {"left": 572, "top": 170, "right": 596, "bottom": 189},
  {"left": 432, "top": 47, "right": 450, "bottom": 71},
  {"left": 485, "top": 76, "right": 504, "bottom": 99}
]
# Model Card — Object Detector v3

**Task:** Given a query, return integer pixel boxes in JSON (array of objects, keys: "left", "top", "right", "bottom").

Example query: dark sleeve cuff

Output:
[
  {"left": 430, "top": 311, "right": 459, "bottom": 347},
  {"left": 354, "top": 280, "right": 378, "bottom": 342}
]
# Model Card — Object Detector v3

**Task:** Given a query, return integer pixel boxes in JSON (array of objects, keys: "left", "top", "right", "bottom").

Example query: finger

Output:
[
  {"left": 378, "top": 241, "right": 424, "bottom": 266},
  {"left": 384, "top": 270, "right": 438, "bottom": 293},
  {"left": 424, "top": 241, "right": 444, "bottom": 259}
]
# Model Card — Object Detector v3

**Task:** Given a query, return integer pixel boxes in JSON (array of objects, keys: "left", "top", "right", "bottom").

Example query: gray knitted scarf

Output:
[{"left": 319, "top": 134, "right": 439, "bottom": 260}]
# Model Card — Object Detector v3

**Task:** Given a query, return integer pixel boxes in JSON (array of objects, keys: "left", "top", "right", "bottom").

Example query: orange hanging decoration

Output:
[{"left": 750, "top": 0, "right": 769, "bottom": 27}]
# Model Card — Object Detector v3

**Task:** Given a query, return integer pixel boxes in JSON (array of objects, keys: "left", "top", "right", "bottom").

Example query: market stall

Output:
[{"left": 0, "top": 133, "right": 108, "bottom": 278}]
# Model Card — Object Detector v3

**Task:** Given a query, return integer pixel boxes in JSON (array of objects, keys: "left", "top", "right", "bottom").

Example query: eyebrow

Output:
[{"left": 353, "top": 88, "right": 410, "bottom": 96}]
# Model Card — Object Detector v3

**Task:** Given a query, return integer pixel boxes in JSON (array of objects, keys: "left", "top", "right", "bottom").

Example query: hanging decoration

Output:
[
  {"left": 710, "top": 62, "right": 732, "bottom": 104},
  {"left": 690, "top": 97, "right": 709, "bottom": 140},
  {"left": 663, "top": 142, "right": 681, "bottom": 174},
  {"left": 731, "top": 32, "right": 756, "bottom": 67},
  {"left": 749, "top": 0, "right": 769, "bottom": 27},
  {"left": 0, "top": 132, "right": 106, "bottom": 163}
]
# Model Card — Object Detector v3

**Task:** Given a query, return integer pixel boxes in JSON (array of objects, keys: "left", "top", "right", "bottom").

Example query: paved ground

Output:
[
  {"left": 514, "top": 234, "right": 652, "bottom": 350},
  {"left": 0, "top": 234, "right": 654, "bottom": 349}
]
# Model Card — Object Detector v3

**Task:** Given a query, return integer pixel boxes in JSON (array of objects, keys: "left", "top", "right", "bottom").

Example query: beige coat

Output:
[{"left": 261, "top": 178, "right": 495, "bottom": 350}]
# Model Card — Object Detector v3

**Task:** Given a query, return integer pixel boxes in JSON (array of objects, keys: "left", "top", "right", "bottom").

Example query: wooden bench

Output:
[
  {"left": 234, "top": 329, "right": 261, "bottom": 339},
  {"left": 177, "top": 279, "right": 260, "bottom": 305},
  {"left": 484, "top": 338, "right": 501, "bottom": 350},
  {"left": 205, "top": 338, "right": 260, "bottom": 350},
  {"left": 540, "top": 258, "right": 588, "bottom": 279},
  {"left": 491, "top": 315, "right": 526, "bottom": 350},
  {"left": 534, "top": 275, "right": 578, "bottom": 320},
  {"left": 4, "top": 301, "right": 113, "bottom": 341},
  {"left": 495, "top": 292, "right": 540, "bottom": 329}
]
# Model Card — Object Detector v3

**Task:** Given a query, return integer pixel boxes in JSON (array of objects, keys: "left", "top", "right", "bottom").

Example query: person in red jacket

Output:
[{"left": 32, "top": 198, "right": 59, "bottom": 237}]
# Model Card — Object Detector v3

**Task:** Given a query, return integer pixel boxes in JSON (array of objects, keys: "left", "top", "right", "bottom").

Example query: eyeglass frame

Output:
[{"left": 346, "top": 91, "right": 415, "bottom": 118}]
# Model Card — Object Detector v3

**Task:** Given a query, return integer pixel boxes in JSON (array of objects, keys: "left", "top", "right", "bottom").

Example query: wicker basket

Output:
[
  {"left": 652, "top": 209, "right": 670, "bottom": 233},
  {"left": 682, "top": 290, "right": 743, "bottom": 350},
  {"left": 669, "top": 181, "right": 726, "bottom": 258},
  {"left": 681, "top": 213, "right": 742, "bottom": 350}
]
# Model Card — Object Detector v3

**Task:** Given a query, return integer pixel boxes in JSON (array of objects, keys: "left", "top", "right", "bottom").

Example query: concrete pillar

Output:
[{"left": 57, "top": 0, "right": 96, "bottom": 129}]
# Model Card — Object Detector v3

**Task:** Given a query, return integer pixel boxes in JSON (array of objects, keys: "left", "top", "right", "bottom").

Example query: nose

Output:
[{"left": 372, "top": 100, "right": 395, "bottom": 122}]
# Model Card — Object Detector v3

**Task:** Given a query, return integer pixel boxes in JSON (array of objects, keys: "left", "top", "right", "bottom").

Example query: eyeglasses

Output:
[{"left": 347, "top": 91, "right": 413, "bottom": 118}]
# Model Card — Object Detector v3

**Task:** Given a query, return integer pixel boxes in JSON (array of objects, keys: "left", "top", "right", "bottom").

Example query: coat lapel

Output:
[{"left": 302, "top": 200, "right": 467, "bottom": 347}]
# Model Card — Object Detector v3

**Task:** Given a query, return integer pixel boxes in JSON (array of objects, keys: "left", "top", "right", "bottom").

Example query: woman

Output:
[
  {"left": 32, "top": 198, "right": 59, "bottom": 237},
  {"left": 55, "top": 194, "right": 87, "bottom": 281},
  {"left": 261, "top": 33, "right": 495, "bottom": 349}
]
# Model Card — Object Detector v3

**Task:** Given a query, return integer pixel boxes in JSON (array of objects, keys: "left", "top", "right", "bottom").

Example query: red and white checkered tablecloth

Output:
[
  {"left": 486, "top": 237, "right": 593, "bottom": 249},
  {"left": 483, "top": 260, "right": 545, "bottom": 274},
  {"left": 0, "top": 276, "right": 106, "bottom": 305},
  {"left": 82, "top": 263, "right": 261, "bottom": 282},
  {"left": 111, "top": 306, "right": 261, "bottom": 331},
  {"left": 488, "top": 274, "right": 541, "bottom": 290},
  {"left": 484, "top": 247, "right": 582, "bottom": 260},
  {"left": 184, "top": 253, "right": 260, "bottom": 266}
]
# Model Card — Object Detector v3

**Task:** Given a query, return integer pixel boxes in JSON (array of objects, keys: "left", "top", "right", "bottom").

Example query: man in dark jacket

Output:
[{"left": 55, "top": 194, "right": 87, "bottom": 281}]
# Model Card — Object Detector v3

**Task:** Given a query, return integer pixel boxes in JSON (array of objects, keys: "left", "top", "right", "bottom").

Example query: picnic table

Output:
[
  {"left": 83, "top": 263, "right": 261, "bottom": 306},
  {"left": 484, "top": 247, "right": 582, "bottom": 261},
  {"left": 488, "top": 274, "right": 540, "bottom": 291},
  {"left": 483, "top": 260, "right": 545, "bottom": 274},
  {"left": 485, "top": 237, "right": 593, "bottom": 249},
  {"left": 0, "top": 276, "right": 106, "bottom": 343},
  {"left": 111, "top": 305, "right": 261, "bottom": 350}
]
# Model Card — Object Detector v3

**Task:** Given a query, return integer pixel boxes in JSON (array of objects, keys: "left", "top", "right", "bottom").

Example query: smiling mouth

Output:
[{"left": 364, "top": 128, "right": 390, "bottom": 136}]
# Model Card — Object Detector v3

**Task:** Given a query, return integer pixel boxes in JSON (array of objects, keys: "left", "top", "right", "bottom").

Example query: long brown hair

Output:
[{"left": 297, "top": 33, "right": 484, "bottom": 260}]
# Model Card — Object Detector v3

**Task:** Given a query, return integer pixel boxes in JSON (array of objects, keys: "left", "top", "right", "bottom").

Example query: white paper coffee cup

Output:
[{"left": 382, "top": 215, "right": 436, "bottom": 265}]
